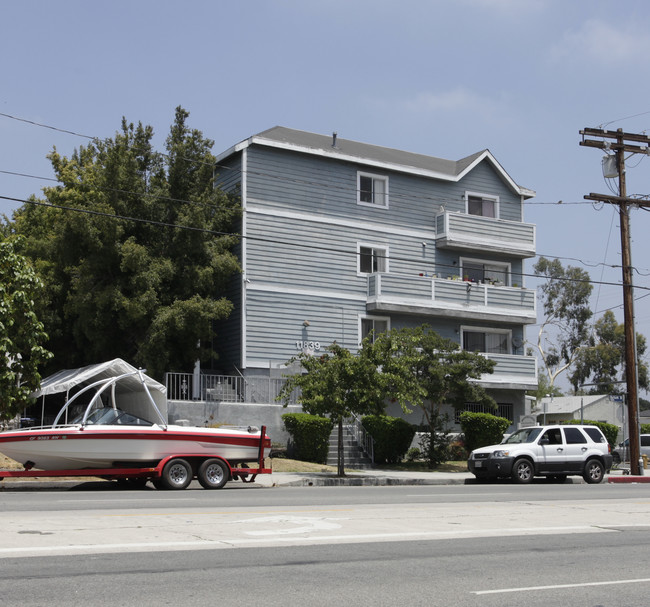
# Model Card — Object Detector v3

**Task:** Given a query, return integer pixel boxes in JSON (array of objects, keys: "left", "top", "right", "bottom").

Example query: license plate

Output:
[{"left": 474, "top": 461, "right": 483, "bottom": 468}]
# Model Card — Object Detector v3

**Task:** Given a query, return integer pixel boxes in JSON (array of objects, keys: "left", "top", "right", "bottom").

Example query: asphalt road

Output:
[{"left": 1, "top": 484, "right": 649, "bottom": 606}]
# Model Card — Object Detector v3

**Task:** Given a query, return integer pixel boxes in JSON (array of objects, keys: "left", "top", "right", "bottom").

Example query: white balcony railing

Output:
[
  {"left": 367, "top": 273, "right": 536, "bottom": 324},
  {"left": 436, "top": 211, "right": 536, "bottom": 258},
  {"left": 480, "top": 353, "right": 538, "bottom": 389}
]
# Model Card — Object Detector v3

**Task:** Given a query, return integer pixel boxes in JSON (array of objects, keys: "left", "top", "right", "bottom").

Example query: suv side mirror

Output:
[{"left": 539, "top": 438, "right": 549, "bottom": 446}]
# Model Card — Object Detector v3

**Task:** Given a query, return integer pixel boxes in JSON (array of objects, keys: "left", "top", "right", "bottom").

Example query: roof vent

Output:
[{"left": 332, "top": 132, "right": 337, "bottom": 148}]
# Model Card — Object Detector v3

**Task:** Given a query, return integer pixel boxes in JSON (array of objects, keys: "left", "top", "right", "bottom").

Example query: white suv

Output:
[{"left": 467, "top": 425, "right": 613, "bottom": 484}]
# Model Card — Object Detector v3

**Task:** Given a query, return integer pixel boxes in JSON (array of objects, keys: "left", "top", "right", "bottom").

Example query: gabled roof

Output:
[{"left": 216, "top": 126, "right": 535, "bottom": 199}]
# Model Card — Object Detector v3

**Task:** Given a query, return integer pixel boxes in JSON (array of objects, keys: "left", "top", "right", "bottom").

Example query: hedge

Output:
[
  {"left": 459, "top": 411, "right": 511, "bottom": 453},
  {"left": 281, "top": 413, "right": 334, "bottom": 464},
  {"left": 361, "top": 415, "right": 416, "bottom": 464}
]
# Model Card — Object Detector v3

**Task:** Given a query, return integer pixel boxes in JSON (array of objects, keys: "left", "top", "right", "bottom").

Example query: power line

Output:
[
  {"left": 0, "top": 112, "right": 94, "bottom": 139},
  {"left": 2, "top": 193, "right": 649, "bottom": 294},
  {"left": 579, "top": 126, "right": 650, "bottom": 475},
  {"left": 3, "top": 113, "right": 650, "bottom": 278},
  {"left": 0, "top": 170, "right": 233, "bottom": 211},
  {"left": 4, "top": 164, "right": 650, "bottom": 275},
  {"left": 0, "top": 111, "right": 606, "bottom": 210}
]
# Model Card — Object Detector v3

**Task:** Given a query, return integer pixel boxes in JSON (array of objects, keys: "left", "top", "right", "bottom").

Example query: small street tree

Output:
[
  {"left": 362, "top": 326, "right": 496, "bottom": 468},
  {"left": 570, "top": 310, "right": 649, "bottom": 394},
  {"left": 0, "top": 237, "right": 52, "bottom": 421},
  {"left": 533, "top": 257, "right": 593, "bottom": 392},
  {"left": 277, "top": 343, "right": 385, "bottom": 476}
]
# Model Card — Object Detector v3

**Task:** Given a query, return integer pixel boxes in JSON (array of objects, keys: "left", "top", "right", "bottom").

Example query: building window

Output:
[
  {"left": 361, "top": 316, "right": 389, "bottom": 342},
  {"left": 462, "top": 328, "right": 510, "bottom": 354},
  {"left": 461, "top": 259, "right": 510, "bottom": 285},
  {"left": 455, "top": 402, "right": 513, "bottom": 423},
  {"left": 358, "top": 245, "right": 387, "bottom": 273},
  {"left": 467, "top": 194, "right": 498, "bottom": 218},
  {"left": 358, "top": 172, "right": 388, "bottom": 207}
]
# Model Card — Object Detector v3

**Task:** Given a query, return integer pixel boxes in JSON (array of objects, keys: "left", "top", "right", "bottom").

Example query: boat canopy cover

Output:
[{"left": 30, "top": 359, "right": 168, "bottom": 422}]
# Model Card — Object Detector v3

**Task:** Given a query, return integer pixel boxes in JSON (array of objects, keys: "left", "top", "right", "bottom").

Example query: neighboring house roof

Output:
[
  {"left": 216, "top": 126, "right": 535, "bottom": 199},
  {"left": 535, "top": 395, "right": 610, "bottom": 416}
]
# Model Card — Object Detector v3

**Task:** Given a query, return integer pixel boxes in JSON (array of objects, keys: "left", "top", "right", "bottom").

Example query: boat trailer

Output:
[{"left": 0, "top": 426, "right": 272, "bottom": 490}]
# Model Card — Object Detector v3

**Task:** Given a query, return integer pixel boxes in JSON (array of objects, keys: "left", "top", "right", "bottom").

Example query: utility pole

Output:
[{"left": 579, "top": 127, "right": 650, "bottom": 475}]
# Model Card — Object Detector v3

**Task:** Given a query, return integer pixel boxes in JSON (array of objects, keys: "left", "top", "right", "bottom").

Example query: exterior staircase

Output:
[{"left": 327, "top": 424, "right": 374, "bottom": 469}]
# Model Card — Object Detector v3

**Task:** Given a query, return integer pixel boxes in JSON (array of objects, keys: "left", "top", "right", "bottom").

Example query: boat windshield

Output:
[
  {"left": 503, "top": 428, "right": 543, "bottom": 444},
  {"left": 72, "top": 407, "right": 154, "bottom": 426}
]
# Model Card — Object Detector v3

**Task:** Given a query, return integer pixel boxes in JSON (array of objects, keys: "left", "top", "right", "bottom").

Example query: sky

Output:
[{"left": 2, "top": 0, "right": 650, "bottom": 391}]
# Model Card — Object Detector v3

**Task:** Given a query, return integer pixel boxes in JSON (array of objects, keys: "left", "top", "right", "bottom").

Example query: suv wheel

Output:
[
  {"left": 583, "top": 459, "right": 605, "bottom": 484},
  {"left": 512, "top": 458, "right": 534, "bottom": 484}
]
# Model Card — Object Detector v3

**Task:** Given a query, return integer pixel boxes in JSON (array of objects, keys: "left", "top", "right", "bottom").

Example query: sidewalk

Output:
[
  {"left": 256, "top": 464, "right": 650, "bottom": 487},
  {"left": 1, "top": 466, "right": 647, "bottom": 491},
  {"left": 255, "top": 468, "right": 474, "bottom": 487}
]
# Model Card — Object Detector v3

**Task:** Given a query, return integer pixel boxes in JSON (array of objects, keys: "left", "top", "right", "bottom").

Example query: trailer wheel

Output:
[
  {"left": 160, "top": 458, "right": 192, "bottom": 490},
  {"left": 198, "top": 458, "right": 229, "bottom": 489}
]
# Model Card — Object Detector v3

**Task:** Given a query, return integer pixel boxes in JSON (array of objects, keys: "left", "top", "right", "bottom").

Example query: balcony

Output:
[
  {"left": 367, "top": 273, "right": 536, "bottom": 324},
  {"left": 435, "top": 211, "right": 536, "bottom": 258},
  {"left": 478, "top": 353, "right": 538, "bottom": 390}
]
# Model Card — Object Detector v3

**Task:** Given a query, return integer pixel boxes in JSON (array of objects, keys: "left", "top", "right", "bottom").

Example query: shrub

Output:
[
  {"left": 641, "top": 424, "right": 650, "bottom": 435},
  {"left": 281, "top": 413, "right": 334, "bottom": 464},
  {"left": 362, "top": 415, "right": 416, "bottom": 464},
  {"left": 460, "top": 411, "right": 511, "bottom": 453},
  {"left": 406, "top": 447, "right": 422, "bottom": 462},
  {"left": 562, "top": 419, "right": 619, "bottom": 449}
]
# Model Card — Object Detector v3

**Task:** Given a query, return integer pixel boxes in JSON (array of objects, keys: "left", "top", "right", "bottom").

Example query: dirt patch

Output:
[
  {"left": 270, "top": 457, "right": 338, "bottom": 473},
  {"left": 0, "top": 454, "right": 22, "bottom": 470}
]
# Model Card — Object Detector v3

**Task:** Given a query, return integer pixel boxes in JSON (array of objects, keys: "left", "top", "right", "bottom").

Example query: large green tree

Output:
[
  {"left": 533, "top": 257, "right": 593, "bottom": 391},
  {"left": 277, "top": 343, "right": 385, "bottom": 476},
  {"left": 11, "top": 107, "right": 240, "bottom": 378},
  {"left": 0, "top": 237, "right": 52, "bottom": 421},
  {"left": 570, "top": 310, "right": 648, "bottom": 394},
  {"left": 362, "top": 326, "right": 496, "bottom": 468}
]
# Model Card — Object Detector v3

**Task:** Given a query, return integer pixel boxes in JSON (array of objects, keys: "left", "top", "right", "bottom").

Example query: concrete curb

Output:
[
  {"left": 608, "top": 475, "right": 650, "bottom": 483},
  {"left": 1, "top": 470, "right": 644, "bottom": 490}
]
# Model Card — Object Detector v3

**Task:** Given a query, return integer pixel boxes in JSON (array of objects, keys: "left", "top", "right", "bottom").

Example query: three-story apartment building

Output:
[{"left": 210, "top": 127, "right": 537, "bottom": 431}]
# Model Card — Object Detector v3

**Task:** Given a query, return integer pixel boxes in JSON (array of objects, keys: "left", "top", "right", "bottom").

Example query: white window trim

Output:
[
  {"left": 459, "top": 256, "right": 511, "bottom": 285},
  {"left": 357, "top": 242, "right": 389, "bottom": 275},
  {"left": 358, "top": 171, "right": 389, "bottom": 208},
  {"left": 359, "top": 314, "right": 391, "bottom": 344},
  {"left": 465, "top": 191, "right": 499, "bottom": 219},
  {"left": 460, "top": 325, "right": 512, "bottom": 354}
]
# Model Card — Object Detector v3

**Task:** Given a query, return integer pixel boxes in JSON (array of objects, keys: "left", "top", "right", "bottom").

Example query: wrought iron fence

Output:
[{"left": 165, "top": 372, "right": 301, "bottom": 405}]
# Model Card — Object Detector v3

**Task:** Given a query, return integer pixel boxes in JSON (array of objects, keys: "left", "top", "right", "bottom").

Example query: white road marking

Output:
[
  {"left": 406, "top": 493, "right": 511, "bottom": 497},
  {"left": 473, "top": 577, "right": 650, "bottom": 595}
]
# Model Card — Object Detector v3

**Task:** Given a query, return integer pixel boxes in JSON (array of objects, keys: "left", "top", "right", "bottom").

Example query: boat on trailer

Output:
[{"left": 0, "top": 369, "right": 272, "bottom": 489}]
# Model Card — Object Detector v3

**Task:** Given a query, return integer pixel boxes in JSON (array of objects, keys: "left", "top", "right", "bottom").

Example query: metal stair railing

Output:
[{"left": 348, "top": 415, "right": 375, "bottom": 465}]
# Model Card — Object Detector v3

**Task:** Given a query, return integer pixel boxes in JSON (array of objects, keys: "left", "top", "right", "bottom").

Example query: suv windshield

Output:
[{"left": 503, "top": 428, "right": 543, "bottom": 444}]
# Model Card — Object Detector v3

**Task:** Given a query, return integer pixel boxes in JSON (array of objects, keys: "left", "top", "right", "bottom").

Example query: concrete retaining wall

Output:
[{"left": 167, "top": 400, "right": 301, "bottom": 445}]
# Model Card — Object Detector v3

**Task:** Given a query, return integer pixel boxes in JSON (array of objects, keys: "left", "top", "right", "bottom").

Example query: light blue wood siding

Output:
[
  {"left": 214, "top": 154, "right": 242, "bottom": 194},
  {"left": 244, "top": 212, "right": 434, "bottom": 292},
  {"left": 211, "top": 135, "right": 535, "bottom": 392},
  {"left": 244, "top": 289, "right": 366, "bottom": 363},
  {"left": 245, "top": 148, "right": 522, "bottom": 229}
]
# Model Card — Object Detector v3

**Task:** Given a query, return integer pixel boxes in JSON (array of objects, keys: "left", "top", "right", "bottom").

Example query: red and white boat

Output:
[{"left": 0, "top": 369, "right": 272, "bottom": 475}]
